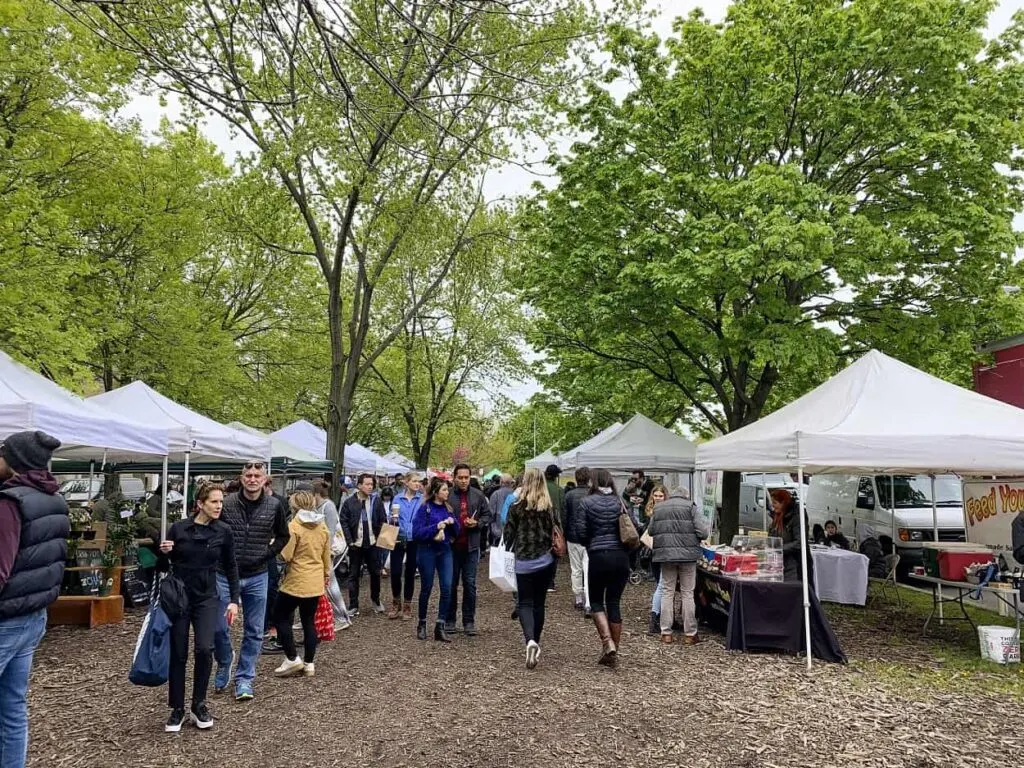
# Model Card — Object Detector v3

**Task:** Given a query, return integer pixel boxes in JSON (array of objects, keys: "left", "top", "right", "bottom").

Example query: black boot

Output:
[
  {"left": 416, "top": 621, "right": 427, "bottom": 641},
  {"left": 434, "top": 622, "right": 452, "bottom": 643},
  {"left": 648, "top": 612, "right": 661, "bottom": 635}
]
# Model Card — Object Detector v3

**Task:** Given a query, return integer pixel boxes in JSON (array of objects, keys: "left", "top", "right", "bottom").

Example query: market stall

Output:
[
  {"left": 526, "top": 447, "right": 558, "bottom": 471},
  {"left": 556, "top": 422, "right": 624, "bottom": 470},
  {"left": 696, "top": 349, "right": 1024, "bottom": 667},
  {"left": 0, "top": 349, "right": 172, "bottom": 627},
  {"left": 270, "top": 420, "right": 408, "bottom": 474},
  {"left": 696, "top": 568, "right": 846, "bottom": 662}
]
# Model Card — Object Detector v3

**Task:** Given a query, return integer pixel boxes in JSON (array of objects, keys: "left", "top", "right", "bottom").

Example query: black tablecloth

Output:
[{"left": 697, "top": 569, "right": 847, "bottom": 663}]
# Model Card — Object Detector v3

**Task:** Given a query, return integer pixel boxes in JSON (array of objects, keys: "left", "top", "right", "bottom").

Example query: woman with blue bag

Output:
[{"left": 158, "top": 482, "right": 240, "bottom": 733}]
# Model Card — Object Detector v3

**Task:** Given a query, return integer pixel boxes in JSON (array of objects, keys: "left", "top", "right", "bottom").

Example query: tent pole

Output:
[
  {"left": 183, "top": 450, "right": 191, "bottom": 519},
  {"left": 160, "top": 455, "right": 169, "bottom": 541},
  {"left": 931, "top": 473, "right": 943, "bottom": 624},
  {"left": 761, "top": 472, "right": 769, "bottom": 533},
  {"left": 87, "top": 460, "right": 95, "bottom": 513},
  {"left": 890, "top": 475, "right": 896, "bottom": 548},
  {"left": 797, "top": 464, "right": 812, "bottom": 670}
]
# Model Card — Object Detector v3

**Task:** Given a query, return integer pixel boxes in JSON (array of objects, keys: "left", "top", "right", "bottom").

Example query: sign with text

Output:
[
  {"left": 696, "top": 471, "right": 719, "bottom": 542},
  {"left": 961, "top": 480, "right": 1024, "bottom": 569}
]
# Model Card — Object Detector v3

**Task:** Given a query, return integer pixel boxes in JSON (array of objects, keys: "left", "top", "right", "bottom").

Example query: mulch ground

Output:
[{"left": 27, "top": 568, "right": 1024, "bottom": 768}]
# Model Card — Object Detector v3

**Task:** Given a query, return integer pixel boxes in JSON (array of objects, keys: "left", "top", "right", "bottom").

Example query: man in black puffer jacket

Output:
[
  {"left": 0, "top": 431, "right": 68, "bottom": 768},
  {"left": 213, "top": 461, "right": 289, "bottom": 702},
  {"left": 649, "top": 487, "right": 707, "bottom": 644}
]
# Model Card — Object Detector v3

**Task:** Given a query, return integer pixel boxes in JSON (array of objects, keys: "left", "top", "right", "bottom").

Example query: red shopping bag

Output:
[{"left": 314, "top": 593, "right": 335, "bottom": 642}]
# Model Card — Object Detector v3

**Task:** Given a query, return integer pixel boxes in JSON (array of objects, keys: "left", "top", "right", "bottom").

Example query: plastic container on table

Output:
[
  {"left": 729, "top": 535, "right": 783, "bottom": 581},
  {"left": 978, "top": 625, "right": 1021, "bottom": 664}
]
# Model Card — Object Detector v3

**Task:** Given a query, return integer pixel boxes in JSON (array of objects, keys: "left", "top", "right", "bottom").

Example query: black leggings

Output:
[
  {"left": 587, "top": 549, "right": 630, "bottom": 623},
  {"left": 168, "top": 595, "right": 218, "bottom": 710},
  {"left": 516, "top": 562, "right": 556, "bottom": 644},
  {"left": 390, "top": 541, "right": 418, "bottom": 602},
  {"left": 274, "top": 592, "right": 320, "bottom": 663}
]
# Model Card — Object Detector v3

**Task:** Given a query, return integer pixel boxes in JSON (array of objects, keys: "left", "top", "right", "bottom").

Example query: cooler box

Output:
[{"left": 938, "top": 550, "right": 993, "bottom": 581}]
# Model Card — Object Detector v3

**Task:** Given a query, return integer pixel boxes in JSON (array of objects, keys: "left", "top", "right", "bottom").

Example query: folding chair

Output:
[{"left": 868, "top": 553, "right": 903, "bottom": 609}]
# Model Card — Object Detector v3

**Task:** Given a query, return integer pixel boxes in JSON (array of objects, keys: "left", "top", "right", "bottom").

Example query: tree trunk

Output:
[
  {"left": 326, "top": 288, "right": 350, "bottom": 500},
  {"left": 719, "top": 470, "right": 741, "bottom": 544}
]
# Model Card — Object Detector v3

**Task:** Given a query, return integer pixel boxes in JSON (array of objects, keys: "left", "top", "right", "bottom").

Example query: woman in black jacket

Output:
[
  {"left": 768, "top": 489, "right": 814, "bottom": 585},
  {"left": 574, "top": 468, "right": 637, "bottom": 667},
  {"left": 159, "top": 482, "right": 240, "bottom": 733}
]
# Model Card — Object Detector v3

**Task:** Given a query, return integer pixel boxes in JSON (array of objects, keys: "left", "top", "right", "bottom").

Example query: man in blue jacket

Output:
[
  {"left": 0, "top": 431, "right": 68, "bottom": 768},
  {"left": 387, "top": 472, "right": 423, "bottom": 620}
]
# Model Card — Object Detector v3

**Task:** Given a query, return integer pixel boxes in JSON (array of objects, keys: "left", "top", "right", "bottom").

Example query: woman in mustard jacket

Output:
[{"left": 272, "top": 490, "right": 331, "bottom": 678}]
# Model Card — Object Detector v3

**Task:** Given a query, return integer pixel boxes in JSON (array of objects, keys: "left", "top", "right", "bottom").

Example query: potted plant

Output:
[
  {"left": 98, "top": 542, "right": 119, "bottom": 597},
  {"left": 65, "top": 536, "right": 80, "bottom": 566},
  {"left": 108, "top": 519, "right": 137, "bottom": 565},
  {"left": 68, "top": 508, "right": 91, "bottom": 538}
]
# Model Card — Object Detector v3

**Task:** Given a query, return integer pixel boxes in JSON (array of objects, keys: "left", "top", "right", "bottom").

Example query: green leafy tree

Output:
[
  {"left": 62, "top": 0, "right": 596, "bottom": 481},
  {"left": 522, "top": 0, "right": 1024, "bottom": 539}
]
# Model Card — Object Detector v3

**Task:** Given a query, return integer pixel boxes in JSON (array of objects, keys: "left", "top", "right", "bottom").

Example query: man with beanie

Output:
[{"left": 0, "top": 431, "right": 68, "bottom": 768}]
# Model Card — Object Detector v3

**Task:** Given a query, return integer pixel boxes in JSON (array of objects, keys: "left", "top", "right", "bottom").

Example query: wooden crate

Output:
[{"left": 48, "top": 595, "right": 124, "bottom": 628}]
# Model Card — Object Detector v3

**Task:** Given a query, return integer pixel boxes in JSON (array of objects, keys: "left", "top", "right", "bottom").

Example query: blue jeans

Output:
[
  {"left": 215, "top": 571, "right": 268, "bottom": 687},
  {"left": 0, "top": 609, "right": 47, "bottom": 768},
  {"left": 652, "top": 575, "right": 664, "bottom": 613},
  {"left": 416, "top": 543, "right": 453, "bottom": 624},
  {"left": 445, "top": 548, "right": 480, "bottom": 626}
]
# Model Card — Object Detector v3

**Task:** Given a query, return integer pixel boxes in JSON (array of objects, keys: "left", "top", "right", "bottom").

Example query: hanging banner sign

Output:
[{"left": 961, "top": 480, "right": 1024, "bottom": 569}]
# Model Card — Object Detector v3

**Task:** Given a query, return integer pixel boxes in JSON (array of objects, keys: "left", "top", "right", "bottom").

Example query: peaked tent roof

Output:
[
  {"left": 557, "top": 422, "right": 624, "bottom": 470},
  {"left": 348, "top": 443, "right": 408, "bottom": 474},
  {"left": 227, "top": 423, "right": 330, "bottom": 467},
  {"left": 569, "top": 413, "right": 697, "bottom": 471},
  {"left": 525, "top": 448, "right": 558, "bottom": 471},
  {"left": 0, "top": 349, "right": 169, "bottom": 461},
  {"left": 271, "top": 420, "right": 326, "bottom": 459},
  {"left": 382, "top": 450, "right": 417, "bottom": 470},
  {"left": 89, "top": 382, "right": 270, "bottom": 462},
  {"left": 695, "top": 349, "right": 1024, "bottom": 475}
]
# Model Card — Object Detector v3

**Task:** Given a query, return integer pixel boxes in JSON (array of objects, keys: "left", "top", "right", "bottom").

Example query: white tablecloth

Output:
[{"left": 812, "top": 547, "right": 869, "bottom": 606}]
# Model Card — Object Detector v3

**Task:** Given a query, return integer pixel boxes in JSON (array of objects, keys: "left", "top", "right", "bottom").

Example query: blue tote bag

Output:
[{"left": 128, "top": 578, "right": 173, "bottom": 687}]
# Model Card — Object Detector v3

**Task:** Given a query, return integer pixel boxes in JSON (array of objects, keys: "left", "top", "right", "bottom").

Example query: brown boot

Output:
[
  {"left": 683, "top": 633, "right": 703, "bottom": 646},
  {"left": 386, "top": 599, "right": 401, "bottom": 620},
  {"left": 401, "top": 602, "right": 413, "bottom": 621},
  {"left": 592, "top": 613, "right": 617, "bottom": 666},
  {"left": 608, "top": 622, "right": 622, "bottom": 667},
  {"left": 660, "top": 633, "right": 675, "bottom": 645}
]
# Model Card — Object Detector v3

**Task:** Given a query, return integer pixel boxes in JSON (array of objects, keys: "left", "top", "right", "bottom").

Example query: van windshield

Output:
[
  {"left": 742, "top": 473, "right": 792, "bottom": 485},
  {"left": 874, "top": 475, "right": 961, "bottom": 509}
]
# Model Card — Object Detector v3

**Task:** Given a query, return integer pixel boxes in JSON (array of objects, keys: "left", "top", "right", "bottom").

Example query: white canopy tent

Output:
[
  {"left": 227, "top": 422, "right": 326, "bottom": 464},
  {"left": 0, "top": 349, "right": 169, "bottom": 462},
  {"left": 525, "top": 447, "right": 558, "bottom": 471},
  {"left": 269, "top": 420, "right": 408, "bottom": 473},
  {"left": 695, "top": 349, "right": 1024, "bottom": 668},
  {"left": 568, "top": 413, "right": 697, "bottom": 472},
  {"left": 382, "top": 450, "right": 417, "bottom": 470},
  {"left": 90, "top": 381, "right": 272, "bottom": 539},
  {"left": 557, "top": 422, "right": 624, "bottom": 470},
  {"left": 271, "top": 419, "right": 327, "bottom": 459}
]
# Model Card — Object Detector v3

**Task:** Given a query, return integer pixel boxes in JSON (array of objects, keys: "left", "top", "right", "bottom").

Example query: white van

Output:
[
  {"left": 737, "top": 473, "right": 800, "bottom": 531},
  {"left": 805, "top": 474, "right": 966, "bottom": 575}
]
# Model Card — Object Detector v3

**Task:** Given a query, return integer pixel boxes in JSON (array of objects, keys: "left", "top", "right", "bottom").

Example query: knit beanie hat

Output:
[{"left": 1, "top": 430, "right": 61, "bottom": 473}]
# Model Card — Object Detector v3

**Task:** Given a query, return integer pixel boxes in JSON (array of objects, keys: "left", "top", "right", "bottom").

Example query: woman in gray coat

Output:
[{"left": 648, "top": 487, "right": 707, "bottom": 644}]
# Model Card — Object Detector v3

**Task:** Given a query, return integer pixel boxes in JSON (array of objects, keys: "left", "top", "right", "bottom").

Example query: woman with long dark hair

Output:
[
  {"left": 411, "top": 477, "right": 461, "bottom": 642},
  {"left": 574, "top": 469, "right": 637, "bottom": 667},
  {"left": 159, "top": 482, "right": 239, "bottom": 732},
  {"left": 502, "top": 468, "right": 559, "bottom": 669}
]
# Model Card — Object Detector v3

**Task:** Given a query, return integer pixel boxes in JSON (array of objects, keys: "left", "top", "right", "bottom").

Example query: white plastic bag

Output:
[{"left": 489, "top": 538, "right": 517, "bottom": 593}]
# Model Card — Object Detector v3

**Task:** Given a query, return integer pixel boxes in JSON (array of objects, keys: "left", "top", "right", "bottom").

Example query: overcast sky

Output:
[{"left": 121, "top": 1, "right": 1024, "bottom": 408}]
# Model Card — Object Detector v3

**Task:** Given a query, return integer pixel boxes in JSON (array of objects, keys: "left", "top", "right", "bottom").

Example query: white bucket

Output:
[{"left": 977, "top": 625, "right": 1021, "bottom": 664}]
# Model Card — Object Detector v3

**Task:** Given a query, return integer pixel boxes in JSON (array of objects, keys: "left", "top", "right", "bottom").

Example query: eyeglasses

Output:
[{"left": 244, "top": 462, "right": 266, "bottom": 470}]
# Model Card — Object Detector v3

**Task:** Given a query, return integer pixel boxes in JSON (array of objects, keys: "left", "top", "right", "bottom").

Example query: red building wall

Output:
[{"left": 974, "top": 343, "right": 1024, "bottom": 409}]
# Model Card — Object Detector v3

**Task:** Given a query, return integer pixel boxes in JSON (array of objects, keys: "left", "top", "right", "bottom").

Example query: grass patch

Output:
[{"left": 825, "top": 582, "right": 1024, "bottom": 698}]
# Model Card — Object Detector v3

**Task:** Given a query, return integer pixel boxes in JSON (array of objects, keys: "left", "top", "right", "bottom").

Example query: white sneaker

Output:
[
  {"left": 274, "top": 657, "right": 304, "bottom": 678},
  {"left": 335, "top": 618, "right": 352, "bottom": 631},
  {"left": 372, "top": 602, "right": 386, "bottom": 614},
  {"left": 526, "top": 640, "right": 540, "bottom": 670},
  {"left": 303, "top": 663, "right": 315, "bottom": 677}
]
